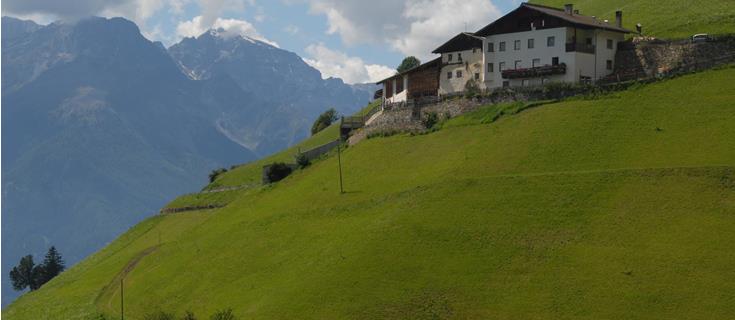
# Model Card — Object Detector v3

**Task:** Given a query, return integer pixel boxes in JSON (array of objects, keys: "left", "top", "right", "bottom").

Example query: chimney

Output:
[
  {"left": 564, "top": 4, "right": 574, "bottom": 15},
  {"left": 636, "top": 23, "right": 643, "bottom": 34},
  {"left": 615, "top": 11, "right": 623, "bottom": 28}
]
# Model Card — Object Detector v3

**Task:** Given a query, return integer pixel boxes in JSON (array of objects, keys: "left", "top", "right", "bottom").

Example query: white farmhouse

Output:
[{"left": 433, "top": 3, "right": 631, "bottom": 94}]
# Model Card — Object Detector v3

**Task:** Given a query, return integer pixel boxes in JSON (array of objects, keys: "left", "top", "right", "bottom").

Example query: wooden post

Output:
[
  {"left": 337, "top": 144, "right": 344, "bottom": 194},
  {"left": 120, "top": 278, "right": 124, "bottom": 320}
]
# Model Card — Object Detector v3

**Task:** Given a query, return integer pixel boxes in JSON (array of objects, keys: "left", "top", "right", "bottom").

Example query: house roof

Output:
[
  {"left": 476, "top": 2, "right": 632, "bottom": 36},
  {"left": 432, "top": 32, "right": 484, "bottom": 54},
  {"left": 376, "top": 57, "right": 441, "bottom": 84}
]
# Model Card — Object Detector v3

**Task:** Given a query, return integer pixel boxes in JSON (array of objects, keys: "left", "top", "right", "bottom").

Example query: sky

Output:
[{"left": 2, "top": 0, "right": 522, "bottom": 84}]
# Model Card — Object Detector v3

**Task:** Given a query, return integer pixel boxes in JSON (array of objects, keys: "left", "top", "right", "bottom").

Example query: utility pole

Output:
[
  {"left": 337, "top": 144, "right": 344, "bottom": 194},
  {"left": 120, "top": 278, "right": 124, "bottom": 320}
]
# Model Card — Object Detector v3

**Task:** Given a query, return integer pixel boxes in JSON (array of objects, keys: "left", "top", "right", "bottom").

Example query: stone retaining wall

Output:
[{"left": 608, "top": 35, "right": 735, "bottom": 82}]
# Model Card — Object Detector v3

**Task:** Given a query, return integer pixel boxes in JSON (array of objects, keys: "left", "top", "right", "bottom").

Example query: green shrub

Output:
[
  {"left": 210, "top": 309, "right": 237, "bottom": 320},
  {"left": 182, "top": 311, "right": 197, "bottom": 320},
  {"left": 311, "top": 108, "right": 338, "bottom": 135},
  {"left": 209, "top": 168, "right": 228, "bottom": 183},
  {"left": 464, "top": 79, "right": 481, "bottom": 98},
  {"left": 143, "top": 311, "right": 175, "bottom": 320},
  {"left": 422, "top": 112, "right": 439, "bottom": 129},
  {"left": 295, "top": 153, "right": 311, "bottom": 169},
  {"left": 266, "top": 163, "right": 293, "bottom": 183}
]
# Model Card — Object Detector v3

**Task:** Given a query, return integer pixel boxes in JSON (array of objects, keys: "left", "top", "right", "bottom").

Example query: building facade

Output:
[
  {"left": 379, "top": 3, "right": 631, "bottom": 99},
  {"left": 475, "top": 3, "right": 628, "bottom": 90}
]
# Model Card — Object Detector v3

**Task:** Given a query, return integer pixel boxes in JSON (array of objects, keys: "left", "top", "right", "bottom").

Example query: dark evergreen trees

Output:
[
  {"left": 38, "top": 246, "right": 65, "bottom": 286},
  {"left": 397, "top": 56, "right": 421, "bottom": 73},
  {"left": 9, "top": 255, "right": 39, "bottom": 291},
  {"left": 9, "top": 246, "right": 65, "bottom": 292}
]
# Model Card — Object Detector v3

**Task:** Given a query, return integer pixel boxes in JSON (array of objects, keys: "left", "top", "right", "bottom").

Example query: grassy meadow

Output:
[
  {"left": 4, "top": 65, "right": 734, "bottom": 319},
  {"left": 534, "top": 0, "right": 735, "bottom": 38}
]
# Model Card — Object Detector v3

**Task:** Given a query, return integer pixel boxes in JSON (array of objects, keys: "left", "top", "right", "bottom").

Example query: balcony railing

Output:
[
  {"left": 566, "top": 43, "right": 596, "bottom": 54},
  {"left": 501, "top": 63, "right": 567, "bottom": 79}
]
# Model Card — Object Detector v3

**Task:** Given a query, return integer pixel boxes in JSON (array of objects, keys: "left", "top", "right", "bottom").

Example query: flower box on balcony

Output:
[{"left": 501, "top": 63, "right": 567, "bottom": 79}]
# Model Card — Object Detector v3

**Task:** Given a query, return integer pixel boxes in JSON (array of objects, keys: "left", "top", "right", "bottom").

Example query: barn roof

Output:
[
  {"left": 432, "top": 32, "right": 485, "bottom": 54},
  {"left": 476, "top": 3, "right": 631, "bottom": 36}
]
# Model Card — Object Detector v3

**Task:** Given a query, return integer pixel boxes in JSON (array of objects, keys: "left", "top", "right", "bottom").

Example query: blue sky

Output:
[{"left": 3, "top": 0, "right": 521, "bottom": 83}]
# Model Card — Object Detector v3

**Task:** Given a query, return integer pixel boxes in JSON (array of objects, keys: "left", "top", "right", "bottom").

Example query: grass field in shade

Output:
[{"left": 4, "top": 66, "right": 735, "bottom": 319}]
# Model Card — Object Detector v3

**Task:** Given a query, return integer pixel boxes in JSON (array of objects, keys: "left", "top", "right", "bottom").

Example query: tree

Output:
[
  {"left": 311, "top": 108, "right": 338, "bottom": 135},
  {"left": 9, "top": 247, "right": 66, "bottom": 292},
  {"left": 9, "top": 255, "right": 40, "bottom": 291},
  {"left": 397, "top": 56, "right": 421, "bottom": 73},
  {"left": 295, "top": 152, "right": 311, "bottom": 169},
  {"left": 37, "top": 246, "right": 65, "bottom": 287},
  {"left": 265, "top": 163, "right": 293, "bottom": 183},
  {"left": 209, "top": 168, "right": 228, "bottom": 183}
]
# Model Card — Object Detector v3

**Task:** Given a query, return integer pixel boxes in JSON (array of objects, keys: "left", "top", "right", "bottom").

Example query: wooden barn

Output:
[{"left": 377, "top": 57, "right": 441, "bottom": 105}]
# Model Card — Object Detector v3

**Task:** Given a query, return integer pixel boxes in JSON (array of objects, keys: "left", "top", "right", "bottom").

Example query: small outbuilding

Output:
[{"left": 377, "top": 57, "right": 441, "bottom": 106}]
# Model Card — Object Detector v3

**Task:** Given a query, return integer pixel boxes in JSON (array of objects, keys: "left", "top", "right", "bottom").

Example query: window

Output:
[
  {"left": 456, "top": 70, "right": 463, "bottom": 78},
  {"left": 528, "top": 38, "right": 535, "bottom": 49},
  {"left": 547, "top": 36, "right": 555, "bottom": 47},
  {"left": 586, "top": 38, "right": 593, "bottom": 45},
  {"left": 532, "top": 58, "right": 541, "bottom": 68},
  {"left": 487, "top": 42, "right": 494, "bottom": 52},
  {"left": 474, "top": 73, "right": 480, "bottom": 80},
  {"left": 522, "top": 79, "right": 530, "bottom": 87},
  {"left": 514, "top": 40, "right": 521, "bottom": 50},
  {"left": 515, "top": 60, "right": 522, "bottom": 69},
  {"left": 499, "top": 62, "right": 506, "bottom": 72},
  {"left": 502, "top": 81, "right": 510, "bottom": 87},
  {"left": 448, "top": 54, "right": 453, "bottom": 62},
  {"left": 487, "top": 63, "right": 494, "bottom": 72},
  {"left": 458, "top": 53, "right": 463, "bottom": 62},
  {"left": 447, "top": 72, "right": 452, "bottom": 79},
  {"left": 606, "top": 60, "right": 613, "bottom": 70},
  {"left": 607, "top": 39, "right": 614, "bottom": 49},
  {"left": 499, "top": 41, "right": 506, "bottom": 52},
  {"left": 552, "top": 57, "right": 559, "bottom": 66}
]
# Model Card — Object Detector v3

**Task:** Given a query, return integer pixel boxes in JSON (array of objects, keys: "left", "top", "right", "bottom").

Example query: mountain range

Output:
[{"left": 1, "top": 16, "right": 376, "bottom": 305}]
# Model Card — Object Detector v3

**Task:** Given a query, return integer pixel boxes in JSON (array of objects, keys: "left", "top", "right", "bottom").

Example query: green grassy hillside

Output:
[
  {"left": 4, "top": 67, "right": 735, "bottom": 319},
  {"left": 534, "top": 0, "right": 735, "bottom": 38}
]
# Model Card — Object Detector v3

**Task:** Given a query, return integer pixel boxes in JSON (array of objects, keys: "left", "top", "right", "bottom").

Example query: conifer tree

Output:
[{"left": 38, "top": 246, "right": 65, "bottom": 286}]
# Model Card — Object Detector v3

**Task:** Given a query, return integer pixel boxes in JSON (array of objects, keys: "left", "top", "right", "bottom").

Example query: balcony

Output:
[
  {"left": 501, "top": 63, "right": 566, "bottom": 79},
  {"left": 565, "top": 43, "right": 596, "bottom": 54}
]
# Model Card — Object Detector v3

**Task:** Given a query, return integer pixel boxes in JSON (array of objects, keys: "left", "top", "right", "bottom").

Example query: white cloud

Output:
[
  {"left": 307, "top": 0, "right": 501, "bottom": 61},
  {"left": 284, "top": 25, "right": 300, "bottom": 35},
  {"left": 303, "top": 43, "right": 395, "bottom": 84},
  {"left": 176, "top": 15, "right": 279, "bottom": 47}
]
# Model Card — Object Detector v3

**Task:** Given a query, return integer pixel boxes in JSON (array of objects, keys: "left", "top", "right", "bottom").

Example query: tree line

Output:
[{"left": 9, "top": 246, "right": 65, "bottom": 292}]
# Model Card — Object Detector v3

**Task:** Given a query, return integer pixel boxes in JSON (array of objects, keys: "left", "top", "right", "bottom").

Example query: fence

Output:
[
  {"left": 298, "top": 139, "right": 341, "bottom": 161},
  {"left": 261, "top": 139, "right": 343, "bottom": 184}
]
